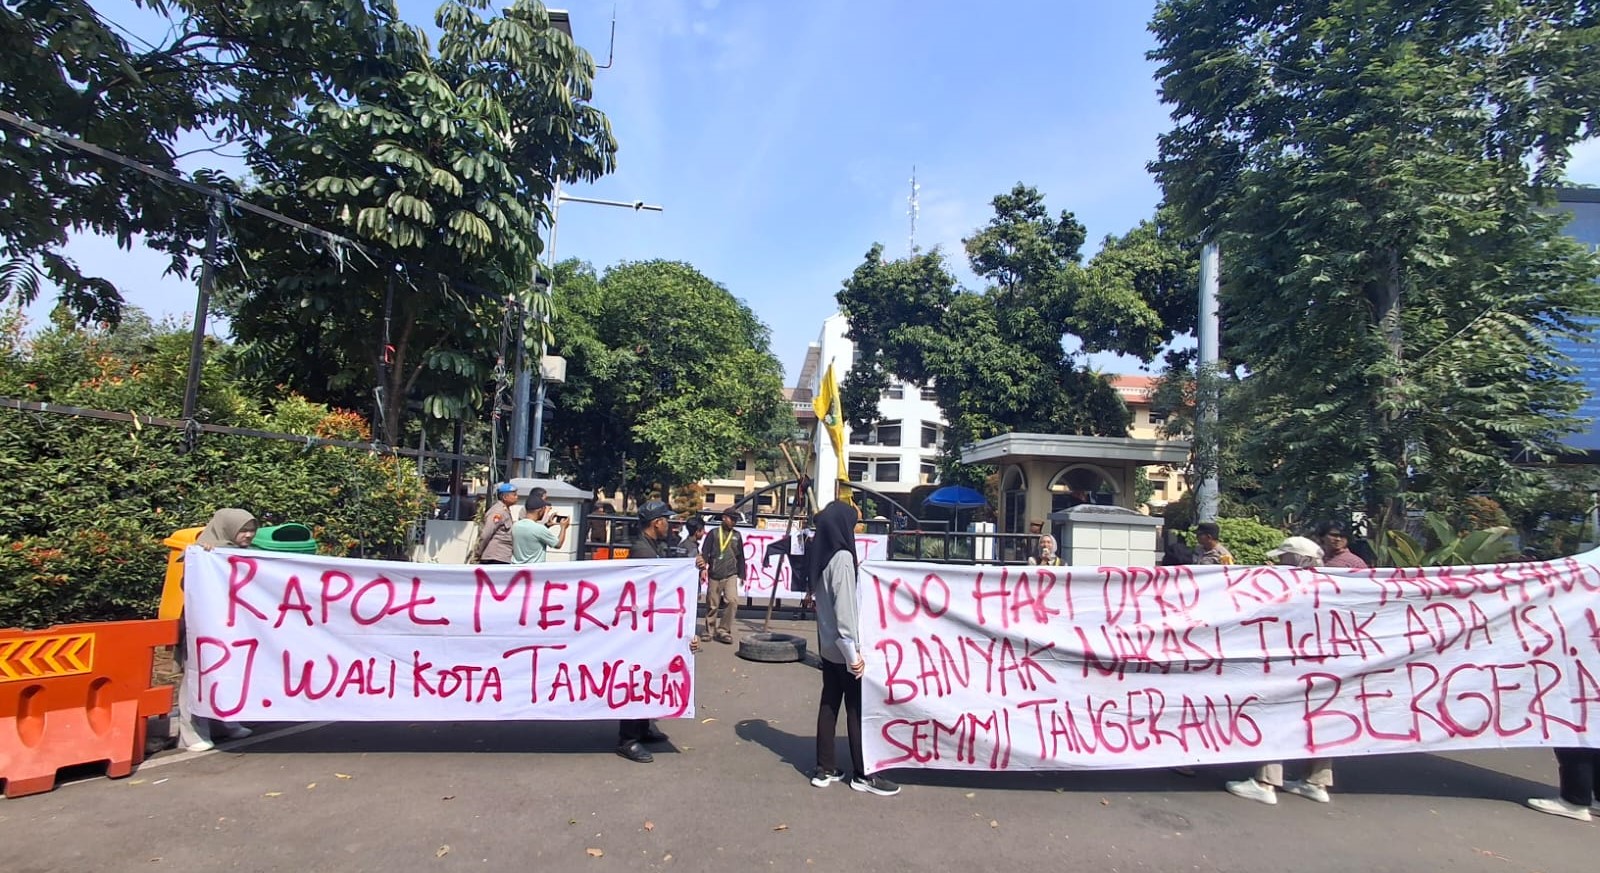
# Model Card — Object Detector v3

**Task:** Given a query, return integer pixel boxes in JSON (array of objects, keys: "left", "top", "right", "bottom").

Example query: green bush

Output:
[{"left": 0, "top": 311, "right": 433, "bottom": 628}]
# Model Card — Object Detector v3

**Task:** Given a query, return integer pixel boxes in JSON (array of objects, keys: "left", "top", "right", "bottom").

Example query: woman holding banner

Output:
[
  {"left": 175, "top": 508, "right": 259, "bottom": 752},
  {"left": 1224, "top": 535, "right": 1335, "bottom": 805},
  {"left": 809, "top": 500, "right": 900, "bottom": 797}
]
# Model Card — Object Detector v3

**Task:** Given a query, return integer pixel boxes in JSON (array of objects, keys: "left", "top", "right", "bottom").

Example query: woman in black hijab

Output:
[{"left": 807, "top": 500, "right": 900, "bottom": 796}]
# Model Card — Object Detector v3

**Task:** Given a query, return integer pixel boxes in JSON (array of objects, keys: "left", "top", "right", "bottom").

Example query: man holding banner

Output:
[
  {"left": 1224, "top": 536, "right": 1335, "bottom": 805},
  {"left": 616, "top": 500, "right": 688, "bottom": 763}
]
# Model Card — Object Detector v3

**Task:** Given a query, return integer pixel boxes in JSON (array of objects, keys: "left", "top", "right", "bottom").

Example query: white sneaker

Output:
[
  {"left": 1225, "top": 779, "right": 1277, "bottom": 805},
  {"left": 185, "top": 740, "right": 215, "bottom": 753},
  {"left": 1282, "top": 780, "right": 1330, "bottom": 803},
  {"left": 222, "top": 724, "right": 253, "bottom": 740},
  {"left": 1527, "top": 797, "right": 1592, "bottom": 821}
]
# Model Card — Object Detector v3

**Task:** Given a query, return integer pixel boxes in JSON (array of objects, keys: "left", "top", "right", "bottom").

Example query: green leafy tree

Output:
[
  {"left": 1151, "top": 0, "right": 1600, "bottom": 528},
  {"left": 838, "top": 186, "right": 1197, "bottom": 484},
  {"left": 216, "top": 0, "right": 617, "bottom": 442},
  {"left": 0, "top": 0, "right": 415, "bottom": 323},
  {"left": 547, "top": 259, "right": 789, "bottom": 502}
]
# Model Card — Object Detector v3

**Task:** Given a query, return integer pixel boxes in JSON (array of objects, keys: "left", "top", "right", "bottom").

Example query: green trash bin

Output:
[{"left": 253, "top": 523, "right": 318, "bottom": 553}]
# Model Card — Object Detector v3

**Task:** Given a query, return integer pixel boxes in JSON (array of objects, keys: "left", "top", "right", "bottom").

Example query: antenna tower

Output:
[{"left": 908, "top": 166, "right": 921, "bottom": 255}]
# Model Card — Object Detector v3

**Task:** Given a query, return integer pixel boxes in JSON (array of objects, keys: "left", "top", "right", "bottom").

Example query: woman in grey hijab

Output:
[{"left": 174, "top": 508, "right": 259, "bottom": 752}]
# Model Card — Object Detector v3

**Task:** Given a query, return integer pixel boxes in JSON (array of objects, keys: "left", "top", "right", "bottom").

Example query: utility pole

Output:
[
  {"left": 181, "top": 198, "right": 224, "bottom": 422},
  {"left": 1195, "top": 240, "right": 1221, "bottom": 523}
]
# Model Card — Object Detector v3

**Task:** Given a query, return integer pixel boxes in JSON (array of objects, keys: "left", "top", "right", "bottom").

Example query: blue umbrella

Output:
[{"left": 923, "top": 485, "right": 987, "bottom": 509}]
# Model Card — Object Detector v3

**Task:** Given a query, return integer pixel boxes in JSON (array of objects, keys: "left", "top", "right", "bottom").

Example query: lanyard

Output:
[{"left": 719, "top": 529, "right": 735, "bottom": 554}]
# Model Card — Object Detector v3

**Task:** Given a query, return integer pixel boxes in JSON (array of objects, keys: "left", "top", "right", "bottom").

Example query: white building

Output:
[{"left": 802, "top": 312, "right": 946, "bottom": 505}]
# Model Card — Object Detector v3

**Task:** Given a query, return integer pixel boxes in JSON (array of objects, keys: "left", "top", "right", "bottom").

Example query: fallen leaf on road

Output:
[
  {"left": 1099, "top": 798, "right": 1109, "bottom": 806},
  {"left": 643, "top": 821, "right": 655, "bottom": 832},
  {"left": 964, "top": 792, "right": 974, "bottom": 799},
  {"left": 442, "top": 795, "right": 455, "bottom": 801},
  {"left": 129, "top": 779, "right": 146, "bottom": 785},
  {"left": 773, "top": 824, "right": 789, "bottom": 831},
  {"left": 152, "top": 778, "right": 168, "bottom": 785},
  {"left": 263, "top": 792, "right": 282, "bottom": 798},
  {"left": 569, "top": 819, "right": 578, "bottom": 825},
  {"left": 989, "top": 820, "right": 999, "bottom": 829},
  {"left": 701, "top": 718, "right": 717, "bottom": 724},
  {"left": 586, "top": 848, "right": 604, "bottom": 858},
  {"left": 335, "top": 773, "right": 352, "bottom": 780},
  {"left": 306, "top": 783, "right": 316, "bottom": 790},
  {"left": 663, "top": 854, "right": 673, "bottom": 862},
  {"left": 436, "top": 845, "right": 450, "bottom": 858},
  {"left": 1054, "top": 788, "right": 1065, "bottom": 794}
]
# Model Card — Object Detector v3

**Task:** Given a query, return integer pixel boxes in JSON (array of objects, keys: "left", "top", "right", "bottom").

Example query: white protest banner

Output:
[
  {"left": 183, "top": 549, "right": 696, "bottom": 722},
  {"left": 858, "top": 557, "right": 1600, "bottom": 774},
  {"left": 737, "top": 531, "right": 885, "bottom": 598}
]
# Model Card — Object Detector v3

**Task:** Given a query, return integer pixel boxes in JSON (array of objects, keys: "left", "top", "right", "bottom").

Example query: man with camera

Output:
[{"left": 511, "top": 493, "right": 571, "bottom": 564}]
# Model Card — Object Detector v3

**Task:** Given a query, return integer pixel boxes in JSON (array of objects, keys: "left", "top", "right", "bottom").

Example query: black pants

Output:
[
  {"left": 815, "top": 659, "right": 864, "bottom": 776},
  {"left": 1556, "top": 748, "right": 1600, "bottom": 806},
  {"left": 618, "top": 719, "right": 648, "bottom": 746}
]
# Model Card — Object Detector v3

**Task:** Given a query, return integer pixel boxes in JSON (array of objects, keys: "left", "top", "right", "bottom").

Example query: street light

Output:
[{"left": 510, "top": 186, "right": 663, "bottom": 477}]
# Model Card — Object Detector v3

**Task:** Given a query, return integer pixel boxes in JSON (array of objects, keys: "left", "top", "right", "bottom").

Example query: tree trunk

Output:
[
  {"left": 1367, "top": 247, "right": 1407, "bottom": 532},
  {"left": 380, "top": 305, "right": 417, "bottom": 446}
]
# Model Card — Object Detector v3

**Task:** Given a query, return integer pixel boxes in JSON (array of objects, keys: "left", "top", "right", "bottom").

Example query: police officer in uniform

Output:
[{"left": 616, "top": 500, "right": 697, "bottom": 762}]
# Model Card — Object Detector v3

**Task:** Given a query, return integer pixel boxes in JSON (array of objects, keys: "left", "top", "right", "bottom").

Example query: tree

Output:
[
  {"left": 215, "top": 0, "right": 617, "bottom": 442},
  {"left": 546, "top": 259, "right": 789, "bottom": 502},
  {"left": 0, "top": 0, "right": 415, "bottom": 323},
  {"left": 1151, "top": 0, "right": 1600, "bottom": 526},
  {"left": 837, "top": 185, "right": 1197, "bottom": 484}
]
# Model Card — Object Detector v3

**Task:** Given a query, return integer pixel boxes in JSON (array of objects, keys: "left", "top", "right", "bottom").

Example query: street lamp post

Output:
[{"left": 508, "top": 185, "right": 662, "bottom": 478}]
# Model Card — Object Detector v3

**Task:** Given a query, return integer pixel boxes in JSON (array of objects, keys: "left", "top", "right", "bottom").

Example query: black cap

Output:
[{"left": 637, "top": 500, "right": 673, "bottom": 523}]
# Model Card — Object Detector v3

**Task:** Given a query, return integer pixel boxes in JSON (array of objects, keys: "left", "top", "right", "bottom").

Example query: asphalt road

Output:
[{"left": 1, "top": 616, "right": 1590, "bottom": 873}]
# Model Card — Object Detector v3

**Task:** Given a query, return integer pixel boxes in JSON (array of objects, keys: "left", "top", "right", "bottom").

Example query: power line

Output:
[
  {"left": 98, "top": 13, "right": 163, "bottom": 53},
  {"left": 0, "top": 108, "right": 374, "bottom": 260}
]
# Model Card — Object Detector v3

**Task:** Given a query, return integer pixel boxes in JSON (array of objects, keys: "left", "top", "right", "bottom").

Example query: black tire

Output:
[{"left": 736, "top": 632, "right": 807, "bottom": 663}]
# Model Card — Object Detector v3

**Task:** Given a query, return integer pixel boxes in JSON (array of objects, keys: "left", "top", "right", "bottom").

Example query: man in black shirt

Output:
[{"left": 617, "top": 500, "right": 694, "bottom": 762}]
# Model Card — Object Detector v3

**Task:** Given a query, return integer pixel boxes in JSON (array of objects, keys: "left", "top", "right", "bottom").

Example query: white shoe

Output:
[
  {"left": 185, "top": 740, "right": 215, "bottom": 753},
  {"left": 1225, "top": 779, "right": 1277, "bottom": 805},
  {"left": 1282, "top": 780, "right": 1330, "bottom": 803},
  {"left": 1527, "top": 797, "right": 1592, "bottom": 821},
  {"left": 222, "top": 725, "right": 253, "bottom": 740}
]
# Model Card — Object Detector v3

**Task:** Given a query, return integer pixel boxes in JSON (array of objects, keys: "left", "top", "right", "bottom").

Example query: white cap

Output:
[{"left": 1266, "top": 536, "right": 1323, "bottom": 563}]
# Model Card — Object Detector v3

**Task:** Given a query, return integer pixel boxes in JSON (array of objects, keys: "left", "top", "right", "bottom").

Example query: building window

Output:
[
  {"left": 1148, "top": 411, "right": 1169, "bottom": 426},
  {"left": 849, "top": 429, "right": 868, "bottom": 445},
  {"left": 877, "top": 420, "right": 903, "bottom": 447},
  {"left": 734, "top": 456, "right": 748, "bottom": 471},
  {"left": 920, "top": 423, "right": 940, "bottom": 449},
  {"left": 876, "top": 462, "right": 901, "bottom": 484},
  {"left": 920, "top": 385, "right": 938, "bottom": 401},
  {"left": 884, "top": 384, "right": 904, "bottom": 400},
  {"left": 920, "top": 462, "right": 938, "bottom": 484},
  {"left": 848, "top": 461, "right": 869, "bottom": 482}
]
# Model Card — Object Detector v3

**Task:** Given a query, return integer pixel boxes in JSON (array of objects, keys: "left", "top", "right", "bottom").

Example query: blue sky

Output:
[{"left": 37, "top": 1, "right": 1600, "bottom": 382}]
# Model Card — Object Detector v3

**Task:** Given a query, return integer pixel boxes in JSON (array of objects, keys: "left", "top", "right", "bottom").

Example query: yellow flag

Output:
[{"left": 812, "top": 361, "right": 852, "bottom": 503}]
